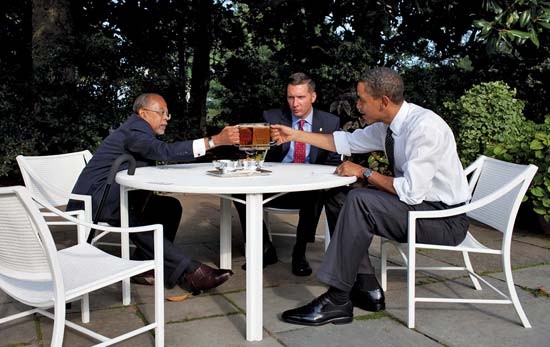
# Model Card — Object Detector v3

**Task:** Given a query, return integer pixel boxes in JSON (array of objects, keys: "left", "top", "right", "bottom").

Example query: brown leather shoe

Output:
[
  {"left": 182, "top": 264, "right": 233, "bottom": 295},
  {"left": 131, "top": 269, "right": 155, "bottom": 286}
]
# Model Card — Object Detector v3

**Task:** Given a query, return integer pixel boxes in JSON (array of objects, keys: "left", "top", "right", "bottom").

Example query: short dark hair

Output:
[
  {"left": 132, "top": 93, "right": 162, "bottom": 113},
  {"left": 287, "top": 72, "right": 315, "bottom": 92},
  {"left": 359, "top": 67, "right": 404, "bottom": 104}
]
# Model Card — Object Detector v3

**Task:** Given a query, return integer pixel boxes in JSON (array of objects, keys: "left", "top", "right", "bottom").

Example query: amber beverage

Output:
[{"left": 238, "top": 123, "right": 271, "bottom": 150}]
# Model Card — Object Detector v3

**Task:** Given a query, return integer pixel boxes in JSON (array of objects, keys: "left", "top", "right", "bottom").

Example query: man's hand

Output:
[
  {"left": 214, "top": 126, "right": 240, "bottom": 146},
  {"left": 334, "top": 161, "right": 365, "bottom": 178},
  {"left": 270, "top": 124, "right": 296, "bottom": 145}
]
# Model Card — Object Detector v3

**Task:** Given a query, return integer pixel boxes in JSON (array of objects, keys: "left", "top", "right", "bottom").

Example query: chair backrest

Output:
[
  {"left": 16, "top": 150, "right": 92, "bottom": 207},
  {"left": 0, "top": 186, "right": 58, "bottom": 282},
  {"left": 466, "top": 156, "right": 538, "bottom": 234}
]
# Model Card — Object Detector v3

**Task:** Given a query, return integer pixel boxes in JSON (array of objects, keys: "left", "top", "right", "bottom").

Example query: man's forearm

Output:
[
  {"left": 294, "top": 131, "right": 337, "bottom": 152},
  {"left": 368, "top": 172, "right": 397, "bottom": 195}
]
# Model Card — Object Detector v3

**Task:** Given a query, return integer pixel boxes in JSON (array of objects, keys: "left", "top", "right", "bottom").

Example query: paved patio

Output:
[{"left": 1, "top": 193, "right": 549, "bottom": 346}]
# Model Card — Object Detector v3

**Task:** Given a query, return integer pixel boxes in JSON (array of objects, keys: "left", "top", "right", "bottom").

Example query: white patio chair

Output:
[
  {"left": 380, "top": 155, "right": 537, "bottom": 329},
  {"left": 0, "top": 186, "right": 164, "bottom": 346},
  {"left": 264, "top": 207, "right": 331, "bottom": 251},
  {"left": 16, "top": 150, "right": 93, "bottom": 244}
]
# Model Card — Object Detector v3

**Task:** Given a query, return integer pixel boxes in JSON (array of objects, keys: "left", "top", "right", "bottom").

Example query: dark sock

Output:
[
  {"left": 326, "top": 286, "right": 350, "bottom": 305},
  {"left": 356, "top": 273, "right": 381, "bottom": 291},
  {"left": 186, "top": 260, "right": 201, "bottom": 274},
  {"left": 292, "top": 241, "right": 307, "bottom": 258}
]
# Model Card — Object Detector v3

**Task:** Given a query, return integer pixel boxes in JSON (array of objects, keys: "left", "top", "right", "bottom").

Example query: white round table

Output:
[{"left": 116, "top": 162, "right": 356, "bottom": 341}]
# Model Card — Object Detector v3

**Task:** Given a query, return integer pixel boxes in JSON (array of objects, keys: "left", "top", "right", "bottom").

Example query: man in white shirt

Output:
[{"left": 271, "top": 67, "right": 471, "bottom": 326}]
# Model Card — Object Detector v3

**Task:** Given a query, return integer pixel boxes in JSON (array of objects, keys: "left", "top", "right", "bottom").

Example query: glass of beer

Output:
[{"left": 238, "top": 123, "right": 271, "bottom": 151}]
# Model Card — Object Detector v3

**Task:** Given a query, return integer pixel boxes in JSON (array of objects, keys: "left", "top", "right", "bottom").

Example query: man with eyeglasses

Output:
[{"left": 68, "top": 93, "right": 240, "bottom": 294}]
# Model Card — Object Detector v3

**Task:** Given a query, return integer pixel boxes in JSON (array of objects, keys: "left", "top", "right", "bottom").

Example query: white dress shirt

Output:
[{"left": 333, "top": 101, "right": 471, "bottom": 205}]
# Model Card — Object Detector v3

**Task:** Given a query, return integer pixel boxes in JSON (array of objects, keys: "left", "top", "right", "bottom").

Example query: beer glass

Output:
[{"left": 238, "top": 123, "right": 271, "bottom": 151}]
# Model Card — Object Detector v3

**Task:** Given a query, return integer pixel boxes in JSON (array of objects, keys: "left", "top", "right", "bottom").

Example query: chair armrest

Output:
[
  {"left": 33, "top": 193, "right": 163, "bottom": 235},
  {"left": 407, "top": 168, "right": 527, "bottom": 244}
]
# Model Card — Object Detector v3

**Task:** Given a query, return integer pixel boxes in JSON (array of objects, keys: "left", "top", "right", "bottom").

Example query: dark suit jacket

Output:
[
  {"left": 263, "top": 108, "right": 341, "bottom": 166},
  {"left": 67, "top": 114, "right": 196, "bottom": 224}
]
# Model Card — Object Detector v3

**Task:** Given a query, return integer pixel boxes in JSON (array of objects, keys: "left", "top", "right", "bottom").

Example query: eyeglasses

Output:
[{"left": 142, "top": 108, "right": 171, "bottom": 120}]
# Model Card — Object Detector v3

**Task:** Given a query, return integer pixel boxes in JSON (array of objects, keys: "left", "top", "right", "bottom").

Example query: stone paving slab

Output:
[
  {"left": 139, "top": 293, "right": 240, "bottom": 324},
  {"left": 277, "top": 316, "right": 443, "bottom": 347},
  {"left": 490, "top": 264, "right": 550, "bottom": 290},
  {"left": 164, "top": 315, "right": 282, "bottom": 347},
  {"left": 384, "top": 276, "right": 548, "bottom": 347},
  {"left": 0, "top": 303, "right": 39, "bottom": 347},
  {"left": 40, "top": 306, "right": 154, "bottom": 346}
]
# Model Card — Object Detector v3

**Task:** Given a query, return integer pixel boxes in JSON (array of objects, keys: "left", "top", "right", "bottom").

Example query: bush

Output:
[
  {"left": 486, "top": 117, "right": 550, "bottom": 223},
  {"left": 444, "top": 81, "right": 526, "bottom": 165}
]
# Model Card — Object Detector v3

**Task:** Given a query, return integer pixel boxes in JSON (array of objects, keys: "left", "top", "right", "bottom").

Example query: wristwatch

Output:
[
  {"left": 208, "top": 137, "right": 216, "bottom": 149},
  {"left": 363, "top": 167, "right": 374, "bottom": 181}
]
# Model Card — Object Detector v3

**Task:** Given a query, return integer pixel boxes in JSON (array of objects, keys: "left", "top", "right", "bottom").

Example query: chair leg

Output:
[
  {"left": 323, "top": 218, "right": 330, "bottom": 251},
  {"left": 407, "top": 245, "right": 416, "bottom": 329},
  {"left": 81, "top": 293, "right": 90, "bottom": 323},
  {"left": 503, "top": 254, "right": 532, "bottom": 328},
  {"left": 51, "top": 299, "right": 66, "bottom": 347},
  {"left": 380, "top": 240, "right": 388, "bottom": 291},
  {"left": 462, "top": 251, "right": 482, "bottom": 290}
]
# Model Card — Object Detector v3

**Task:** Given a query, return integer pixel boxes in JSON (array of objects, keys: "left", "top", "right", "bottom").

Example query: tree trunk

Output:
[
  {"left": 188, "top": 0, "right": 212, "bottom": 136},
  {"left": 32, "top": 0, "right": 75, "bottom": 85}
]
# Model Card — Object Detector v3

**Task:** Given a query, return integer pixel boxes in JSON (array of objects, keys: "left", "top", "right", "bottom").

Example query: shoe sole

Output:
[
  {"left": 282, "top": 315, "right": 353, "bottom": 326},
  {"left": 351, "top": 299, "right": 385, "bottom": 312}
]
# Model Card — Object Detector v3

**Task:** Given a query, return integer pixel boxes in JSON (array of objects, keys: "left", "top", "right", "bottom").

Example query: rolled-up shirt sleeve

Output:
[{"left": 333, "top": 125, "right": 385, "bottom": 156}]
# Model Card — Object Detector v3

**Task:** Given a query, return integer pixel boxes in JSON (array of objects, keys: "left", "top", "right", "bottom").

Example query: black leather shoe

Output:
[
  {"left": 291, "top": 255, "right": 312, "bottom": 276},
  {"left": 241, "top": 242, "right": 278, "bottom": 270},
  {"left": 281, "top": 292, "right": 353, "bottom": 326},
  {"left": 181, "top": 264, "right": 233, "bottom": 295},
  {"left": 350, "top": 281, "right": 385, "bottom": 312},
  {"left": 131, "top": 269, "right": 155, "bottom": 286}
]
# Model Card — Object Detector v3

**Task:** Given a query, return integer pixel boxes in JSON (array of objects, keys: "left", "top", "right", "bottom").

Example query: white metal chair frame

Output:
[
  {"left": 264, "top": 206, "right": 331, "bottom": 251},
  {"left": 380, "top": 155, "right": 537, "bottom": 329},
  {"left": 17, "top": 151, "right": 94, "bottom": 244},
  {"left": 0, "top": 186, "right": 164, "bottom": 346}
]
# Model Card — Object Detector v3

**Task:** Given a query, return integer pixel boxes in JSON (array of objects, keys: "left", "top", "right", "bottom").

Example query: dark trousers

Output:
[
  {"left": 318, "top": 188, "right": 469, "bottom": 291},
  {"left": 233, "top": 190, "right": 324, "bottom": 253},
  {"left": 128, "top": 192, "right": 190, "bottom": 288}
]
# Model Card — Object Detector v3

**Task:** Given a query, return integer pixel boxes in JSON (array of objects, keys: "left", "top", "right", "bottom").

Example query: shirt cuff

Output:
[
  {"left": 333, "top": 131, "right": 351, "bottom": 156},
  {"left": 192, "top": 138, "right": 207, "bottom": 158}
]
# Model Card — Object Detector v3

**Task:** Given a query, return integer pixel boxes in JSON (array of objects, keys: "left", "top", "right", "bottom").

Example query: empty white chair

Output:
[
  {"left": 380, "top": 155, "right": 537, "bottom": 328},
  {"left": 16, "top": 150, "right": 93, "bottom": 243},
  {"left": 0, "top": 186, "right": 164, "bottom": 346}
]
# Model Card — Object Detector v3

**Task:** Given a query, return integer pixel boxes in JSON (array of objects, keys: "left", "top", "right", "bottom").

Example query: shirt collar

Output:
[
  {"left": 292, "top": 108, "right": 314, "bottom": 127},
  {"left": 388, "top": 101, "right": 409, "bottom": 136}
]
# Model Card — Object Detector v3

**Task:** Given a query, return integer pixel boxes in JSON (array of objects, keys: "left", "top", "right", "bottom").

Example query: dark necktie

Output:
[
  {"left": 293, "top": 119, "right": 306, "bottom": 163},
  {"left": 385, "top": 127, "right": 395, "bottom": 175}
]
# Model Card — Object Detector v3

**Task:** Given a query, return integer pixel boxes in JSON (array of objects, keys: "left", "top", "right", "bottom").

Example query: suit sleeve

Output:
[
  {"left": 320, "top": 114, "right": 342, "bottom": 166},
  {"left": 125, "top": 125, "right": 196, "bottom": 162}
]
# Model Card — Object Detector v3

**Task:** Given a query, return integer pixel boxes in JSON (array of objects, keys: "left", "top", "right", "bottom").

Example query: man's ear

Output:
[
  {"left": 311, "top": 92, "right": 317, "bottom": 103},
  {"left": 380, "top": 95, "right": 390, "bottom": 110}
]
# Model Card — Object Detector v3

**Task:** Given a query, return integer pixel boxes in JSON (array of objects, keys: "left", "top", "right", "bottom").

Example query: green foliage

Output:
[
  {"left": 444, "top": 81, "right": 526, "bottom": 164},
  {"left": 486, "top": 117, "right": 550, "bottom": 222},
  {"left": 474, "top": 0, "right": 550, "bottom": 54}
]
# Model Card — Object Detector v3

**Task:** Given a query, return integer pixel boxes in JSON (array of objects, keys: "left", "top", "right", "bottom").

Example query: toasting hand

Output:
[{"left": 270, "top": 124, "right": 296, "bottom": 145}]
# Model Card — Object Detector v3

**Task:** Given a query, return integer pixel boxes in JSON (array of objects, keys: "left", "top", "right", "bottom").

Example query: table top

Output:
[{"left": 116, "top": 162, "right": 356, "bottom": 194}]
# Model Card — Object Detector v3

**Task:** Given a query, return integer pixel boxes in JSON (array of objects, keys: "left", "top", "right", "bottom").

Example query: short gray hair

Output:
[
  {"left": 359, "top": 67, "right": 404, "bottom": 104},
  {"left": 132, "top": 93, "right": 162, "bottom": 113}
]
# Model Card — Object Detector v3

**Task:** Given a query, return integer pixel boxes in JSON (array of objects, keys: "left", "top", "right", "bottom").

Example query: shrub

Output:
[
  {"left": 444, "top": 81, "right": 526, "bottom": 165},
  {"left": 487, "top": 117, "right": 550, "bottom": 223}
]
